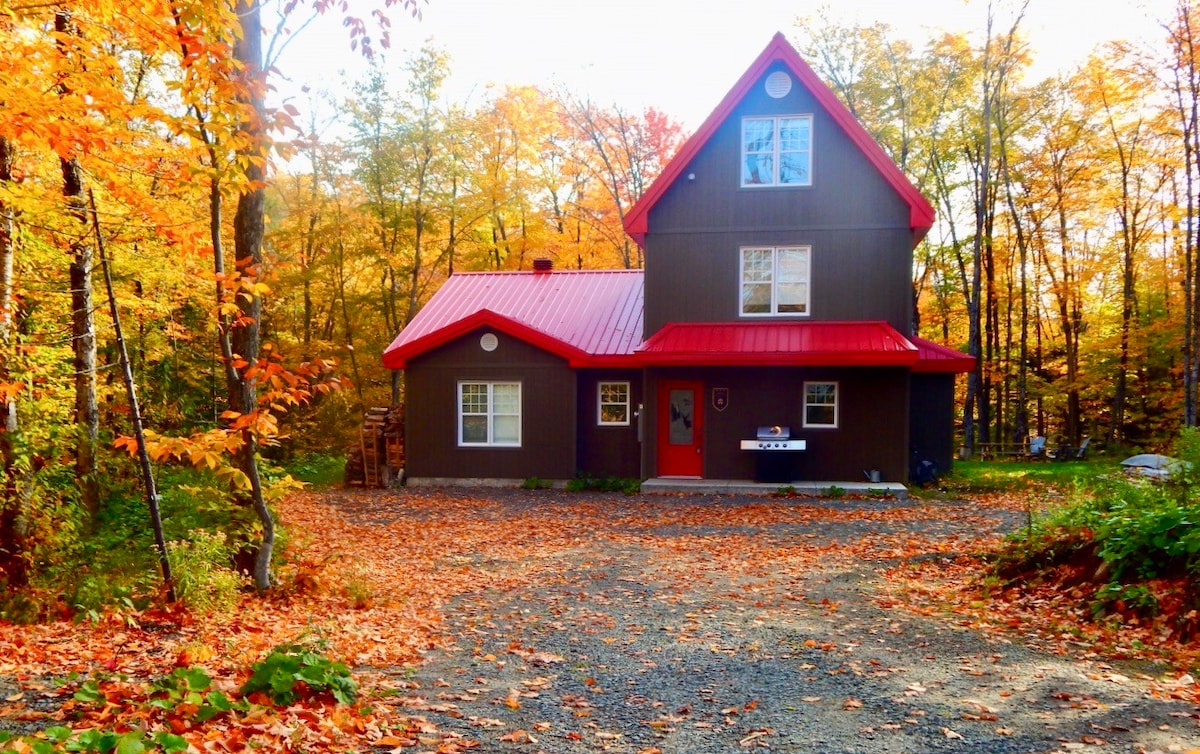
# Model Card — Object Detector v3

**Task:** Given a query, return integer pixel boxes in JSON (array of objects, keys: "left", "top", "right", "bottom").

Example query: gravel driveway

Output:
[{"left": 344, "top": 489, "right": 1200, "bottom": 753}]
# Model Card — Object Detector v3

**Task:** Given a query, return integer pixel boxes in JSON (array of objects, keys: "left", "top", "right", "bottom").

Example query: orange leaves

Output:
[{"left": 498, "top": 728, "right": 534, "bottom": 743}]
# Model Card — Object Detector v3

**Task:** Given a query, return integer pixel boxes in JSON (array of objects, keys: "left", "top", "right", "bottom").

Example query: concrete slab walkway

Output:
[{"left": 640, "top": 477, "right": 909, "bottom": 499}]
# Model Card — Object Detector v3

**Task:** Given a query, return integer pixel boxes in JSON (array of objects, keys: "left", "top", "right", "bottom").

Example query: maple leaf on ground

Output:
[{"left": 499, "top": 728, "right": 535, "bottom": 743}]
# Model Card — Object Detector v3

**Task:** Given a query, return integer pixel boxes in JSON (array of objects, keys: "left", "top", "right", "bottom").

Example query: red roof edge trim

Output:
[
  {"left": 381, "top": 309, "right": 603, "bottom": 369},
  {"left": 635, "top": 351, "right": 918, "bottom": 367},
  {"left": 624, "top": 32, "right": 935, "bottom": 249},
  {"left": 634, "top": 321, "right": 921, "bottom": 368},
  {"left": 911, "top": 336, "right": 976, "bottom": 373}
]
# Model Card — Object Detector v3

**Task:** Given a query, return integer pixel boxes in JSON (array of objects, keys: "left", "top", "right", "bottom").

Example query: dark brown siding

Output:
[
  {"left": 576, "top": 370, "right": 643, "bottom": 479},
  {"left": 404, "top": 329, "right": 576, "bottom": 480},
  {"left": 909, "top": 373, "right": 957, "bottom": 477},
  {"left": 643, "top": 62, "right": 914, "bottom": 336},
  {"left": 643, "top": 367, "right": 910, "bottom": 482}
]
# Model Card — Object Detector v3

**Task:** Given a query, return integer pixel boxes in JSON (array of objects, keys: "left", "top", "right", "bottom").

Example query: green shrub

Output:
[
  {"left": 149, "top": 667, "right": 240, "bottom": 723},
  {"left": 521, "top": 476, "right": 552, "bottom": 490},
  {"left": 1091, "top": 582, "right": 1159, "bottom": 619},
  {"left": 566, "top": 472, "right": 641, "bottom": 494},
  {"left": 241, "top": 643, "right": 357, "bottom": 706},
  {"left": 1094, "top": 496, "right": 1200, "bottom": 580},
  {"left": 998, "top": 427, "right": 1200, "bottom": 590},
  {"left": 168, "top": 532, "right": 245, "bottom": 614}
]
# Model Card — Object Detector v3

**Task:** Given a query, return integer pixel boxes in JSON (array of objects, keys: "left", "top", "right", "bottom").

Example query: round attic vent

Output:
[
  {"left": 480, "top": 332, "right": 498, "bottom": 352},
  {"left": 764, "top": 70, "right": 792, "bottom": 99}
]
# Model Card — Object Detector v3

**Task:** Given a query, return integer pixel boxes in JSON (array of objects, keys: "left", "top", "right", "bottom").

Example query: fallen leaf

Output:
[{"left": 499, "top": 729, "right": 535, "bottom": 743}]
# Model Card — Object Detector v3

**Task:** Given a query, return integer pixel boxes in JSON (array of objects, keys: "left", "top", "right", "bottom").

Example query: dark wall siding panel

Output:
[
  {"left": 405, "top": 330, "right": 576, "bottom": 480},
  {"left": 643, "top": 62, "right": 915, "bottom": 336},
  {"left": 909, "top": 374, "right": 957, "bottom": 476},
  {"left": 576, "top": 370, "right": 643, "bottom": 479},
  {"left": 643, "top": 367, "right": 909, "bottom": 482},
  {"left": 644, "top": 228, "right": 914, "bottom": 335}
]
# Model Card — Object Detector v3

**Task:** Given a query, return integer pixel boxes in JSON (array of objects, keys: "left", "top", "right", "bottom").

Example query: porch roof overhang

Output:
[
  {"left": 911, "top": 336, "right": 976, "bottom": 373},
  {"left": 636, "top": 321, "right": 921, "bottom": 367}
]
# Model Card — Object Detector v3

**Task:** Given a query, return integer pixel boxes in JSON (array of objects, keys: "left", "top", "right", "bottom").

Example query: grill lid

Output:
[{"left": 756, "top": 425, "right": 790, "bottom": 440}]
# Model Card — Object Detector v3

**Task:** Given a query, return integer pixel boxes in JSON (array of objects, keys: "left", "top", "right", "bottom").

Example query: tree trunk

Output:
[
  {"left": 0, "top": 136, "right": 26, "bottom": 587},
  {"left": 1171, "top": 1, "right": 1200, "bottom": 427},
  {"left": 231, "top": 0, "right": 273, "bottom": 593},
  {"left": 90, "top": 191, "right": 175, "bottom": 601},
  {"left": 56, "top": 9, "right": 99, "bottom": 522}
]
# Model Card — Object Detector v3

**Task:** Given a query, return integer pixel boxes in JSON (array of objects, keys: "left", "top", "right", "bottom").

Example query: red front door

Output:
[{"left": 657, "top": 380, "right": 703, "bottom": 477}]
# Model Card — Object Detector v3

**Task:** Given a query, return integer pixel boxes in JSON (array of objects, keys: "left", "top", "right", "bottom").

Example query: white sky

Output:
[{"left": 274, "top": 0, "right": 1178, "bottom": 131}]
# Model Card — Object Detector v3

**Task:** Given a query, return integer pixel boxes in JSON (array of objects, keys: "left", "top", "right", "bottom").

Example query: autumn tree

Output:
[
  {"left": 557, "top": 98, "right": 685, "bottom": 269},
  {"left": 1165, "top": 0, "right": 1200, "bottom": 427}
]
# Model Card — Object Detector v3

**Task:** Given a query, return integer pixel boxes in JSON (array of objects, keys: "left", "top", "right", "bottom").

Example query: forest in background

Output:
[{"left": 1, "top": 1, "right": 1200, "bottom": 605}]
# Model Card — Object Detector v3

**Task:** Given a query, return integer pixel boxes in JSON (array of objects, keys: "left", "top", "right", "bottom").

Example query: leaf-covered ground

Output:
[{"left": 2, "top": 487, "right": 1199, "bottom": 752}]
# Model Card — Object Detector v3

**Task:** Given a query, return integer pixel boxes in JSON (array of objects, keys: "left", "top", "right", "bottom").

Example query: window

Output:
[
  {"left": 803, "top": 381, "right": 838, "bottom": 428},
  {"left": 740, "top": 246, "right": 810, "bottom": 316},
  {"left": 458, "top": 381, "right": 521, "bottom": 446},
  {"left": 742, "top": 115, "right": 812, "bottom": 187},
  {"left": 598, "top": 381, "right": 631, "bottom": 426}
]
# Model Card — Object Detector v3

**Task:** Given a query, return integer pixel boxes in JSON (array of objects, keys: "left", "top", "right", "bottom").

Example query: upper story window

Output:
[
  {"left": 742, "top": 115, "right": 812, "bottom": 187},
  {"left": 459, "top": 381, "right": 521, "bottom": 447},
  {"left": 740, "top": 246, "right": 810, "bottom": 316},
  {"left": 598, "top": 381, "right": 631, "bottom": 426}
]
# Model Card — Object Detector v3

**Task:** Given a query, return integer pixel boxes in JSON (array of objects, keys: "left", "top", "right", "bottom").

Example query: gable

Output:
[{"left": 623, "top": 32, "right": 934, "bottom": 248}]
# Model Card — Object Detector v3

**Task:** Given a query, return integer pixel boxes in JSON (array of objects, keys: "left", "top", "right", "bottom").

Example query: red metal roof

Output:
[
  {"left": 912, "top": 336, "right": 976, "bottom": 373},
  {"left": 623, "top": 33, "right": 935, "bottom": 248},
  {"left": 383, "top": 270, "right": 973, "bottom": 373},
  {"left": 636, "top": 321, "right": 920, "bottom": 367},
  {"left": 381, "top": 270, "right": 644, "bottom": 369}
]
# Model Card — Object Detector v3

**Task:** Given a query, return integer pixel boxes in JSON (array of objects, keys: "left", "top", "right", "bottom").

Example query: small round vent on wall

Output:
[
  {"left": 480, "top": 332, "right": 498, "bottom": 352},
  {"left": 765, "top": 70, "right": 792, "bottom": 99}
]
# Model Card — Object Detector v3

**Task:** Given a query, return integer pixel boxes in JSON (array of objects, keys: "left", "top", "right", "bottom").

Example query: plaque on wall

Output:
[{"left": 712, "top": 387, "right": 729, "bottom": 412}]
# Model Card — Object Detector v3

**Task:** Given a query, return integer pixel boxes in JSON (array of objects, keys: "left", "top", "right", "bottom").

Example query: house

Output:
[{"left": 382, "top": 33, "right": 974, "bottom": 487}]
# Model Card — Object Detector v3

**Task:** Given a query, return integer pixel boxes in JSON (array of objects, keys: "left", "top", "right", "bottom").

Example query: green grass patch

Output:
[
  {"left": 284, "top": 453, "right": 346, "bottom": 488},
  {"left": 944, "top": 458, "right": 1106, "bottom": 494}
]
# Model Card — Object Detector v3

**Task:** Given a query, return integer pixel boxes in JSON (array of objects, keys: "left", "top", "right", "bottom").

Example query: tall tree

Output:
[
  {"left": 963, "top": 2, "right": 1027, "bottom": 450},
  {"left": 1165, "top": 0, "right": 1200, "bottom": 427},
  {"left": 55, "top": 8, "right": 100, "bottom": 521},
  {"left": 559, "top": 98, "right": 684, "bottom": 269},
  {"left": 1085, "top": 51, "right": 1166, "bottom": 445},
  {"left": 228, "top": 0, "right": 274, "bottom": 593},
  {"left": 0, "top": 134, "right": 23, "bottom": 587}
]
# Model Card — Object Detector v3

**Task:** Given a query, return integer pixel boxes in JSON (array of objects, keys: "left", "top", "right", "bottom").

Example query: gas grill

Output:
[
  {"left": 739, "top": 425, "right": 807, "bottom": 451},
  {"left": 740, "top": 426, "right": 806, "bottom": 482}
]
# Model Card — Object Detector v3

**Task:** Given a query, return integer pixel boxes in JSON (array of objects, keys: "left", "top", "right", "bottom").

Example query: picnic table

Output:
[{"left": 976, "top": 442, "right": 1029, "bottom": 460}]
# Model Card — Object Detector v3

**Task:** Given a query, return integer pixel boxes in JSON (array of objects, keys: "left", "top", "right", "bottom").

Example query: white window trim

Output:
[
  {"left": 741, "top": 114, "right": 813, "bottom": 188},
  {"left": 803, "top": 381, "right": 839, "bottom": 429},
  {"left": 597, "top": 381, "right": 631, "bottom": 426},
  {"left": 457, "top": 381, "right": 522, "bottom": 447},
  {"left": 739, "top": 245, "right": 811, "bottom": 318}
]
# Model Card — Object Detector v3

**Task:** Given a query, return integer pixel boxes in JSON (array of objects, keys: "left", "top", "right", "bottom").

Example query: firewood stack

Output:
[{"left": 344, "top": 406, "right": 405, "bottom": 487}]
